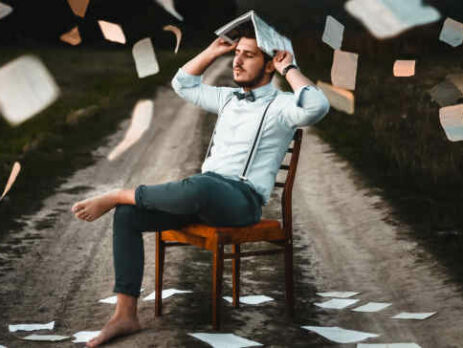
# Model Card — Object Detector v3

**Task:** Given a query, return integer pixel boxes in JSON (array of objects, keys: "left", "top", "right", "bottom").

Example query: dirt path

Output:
[{"left": 0, "top": 58, "right": 462, "bottom": 347}]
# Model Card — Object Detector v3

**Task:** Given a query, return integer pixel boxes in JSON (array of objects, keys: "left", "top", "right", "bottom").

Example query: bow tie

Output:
[{"left": 233, "top": 91, "right": 255, "bottom": 102}]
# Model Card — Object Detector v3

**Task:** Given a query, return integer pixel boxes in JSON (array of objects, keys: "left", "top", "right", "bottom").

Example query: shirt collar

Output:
[{"left": 240, "top": 82, "right": 276, "bottom": 100}]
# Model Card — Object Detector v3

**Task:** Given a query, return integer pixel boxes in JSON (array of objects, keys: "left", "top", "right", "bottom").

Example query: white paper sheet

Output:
[
  {"left": 440, "top": 104, "right": 463, "bottom": 142},
  {"left": 155, "top": 0, "right": 183, "bottom": 21},
  {"left": 132, "top": 38, "right": 159, "bottom": 78},
  {"left": 223, "top": 295, "right": 273, "bottom": 305},
  {"left": 0, "top": 55, "right": 60, "bottom": 126},
  {"left": 98, "top": 20, "right": 126, "bottom": 44},
  {"left": 60, "top": 26, "right": 82, "bottom": 46},
  {"left": 23, "top": 334, "right": 70, "bottom": 342},
  {"left": 393, "top": 60, "right": 415, "bottom": 77},
  {"left": 316, "top": 81, "right": 355, "bottom": 115},
  {"left": 0, "top": 2, "right": 13, "bottom": 20},
  {"left": 358, "top": 344, "right": 422, "bottom": 348},
  {"left": 9, "top": 321, "right": 55, "bottom": 332},
  {"left": 1, "top": 162, "right": 20, "bottom": 201},
  {"left": 352, "top": 302, "right": 392, "bottom": 312},
  {"left": 315, "top": 298, "right": 359, "bottom": 309},
  {"left": 439, "top": 17, "right": 463, "bottom": 48},
  {"left": 331, "top": 50, "right": 358, "bottom": 90},
  {"left": 163, "top": 25, "right": 182, "bottom": 54},
  {"left": 301, "top": 326, "right": 379, "bottom": 344},
  {"left": 189, "top": 333, "right": 262, "bottom": 348},
  {"left": 72, "top": 331, "right": 101, "bottom": 343},
  {"left": 143, "top": 288, "right": 192, "bottom": 301},
  {"left": 67, "top": 0, "right": 89, "bottom": 18},
  {"left": 392, "top": 312, "right": 436, "bottom": 320},
  {"left": 322, "top": 16, "right": 344, "bottom": 50},
  {"left": 345, "top": 0, "right": 440, "bottom": 39},
  {"left": 316, "top": 291, "right": 359, "bottom": 298}
]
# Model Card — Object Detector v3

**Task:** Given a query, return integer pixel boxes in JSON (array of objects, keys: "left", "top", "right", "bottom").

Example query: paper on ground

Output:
[
  {"left": 223, "top": 295, "right": 273, "bottom": 305},
  {"left": 163, "top": 25, "right": 182, "bottom": 54},
  {"left": 302, "top": 326, "right": 379, "bottom": 344},
  {"left": 60, "top": 26, "right": 82, "bottom": 46},
  {"left": 1, "top": 162, "right": 20, "bottom": 201},
  {"left": 317, "top": 81, "right": 355, "bottom": 114},
  {"left": 132, "top": 38, "right": 159, "bottom": 78},
  {"left": 352, "top": 302, "right": 392, "bottom": 312},
  {"left": 439, "top": 104, "right": 463, "bottom": 142},
  {"left": 98, "top": 20, "right": 126, "bottom": 44},
  {"left": 428, "top": 81, "right": 463, "bottom": 107},
  {"left": 392, "top": 312, "right": 436, "bottom": 320},
  {"left": 331, "top": 50, "right": 358, "bottom": 90},
  {"left": 393, "top": 60, "right": 415, "bottom": 77},
  {"left": 23, "top": 334, "right": 70, "bottom": 342},
  {"left": 107, "top": 100, "right": 153, "bottom": 160},
  {"left": 345, "top": 0, "right": 440, "bottom": 39},
  {"left": 189, "top": 333, "right": 262, "bottom": 348},
  {"left": 9, "top": 321, "right": 55, "bottom": 332},
  {"left": 67, "top": 0, "right": 89, "bottom": 18},
  {"left": 0, "top": 2, "right": 13, "bottom": 20},
  {"left": 156, "top": 0, "right": 183, "bottom": 21},
  {"left": 143, "top": 288, "right": 192, "bottom": 301},
  {"left": 315, "top": 298, "right": 359, "bottom": 309},
  {"left": 316, "top": 291, "right": 359, "bottom": 298},
  {"left": 322, "top": 16, "right": 344, "bottom": 50},
  {"left": 439, "top": 18, "right": 463, "bottom": 48},
  {"left": 0, "top": 55, "right": 60, "bottom": 126},
  {"left": 357, "top": 344, "right": 422, "bottom": 348},
  {"left": 72, "top": 331, "right": 101, "bottom": 343}
]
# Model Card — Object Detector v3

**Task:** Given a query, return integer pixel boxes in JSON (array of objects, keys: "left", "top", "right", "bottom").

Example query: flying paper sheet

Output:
[
  {"left": 428, "top": 81, "right": 463, "bottom": 107},
  {"left": 345, "top": 0, "right": 440, "bottom": 39},
  {"left": 439, "top": 18, "right": 463, "bottom": 48},
  {"left": 317, "top": 81, "right": 355, "bottom": 114},
  {"left": 223, "top": 295, "right": 273, "bottom": 305},
  {"left": 132, "top": 38, "right": 159, "bottom": 78},
  {"left": 23, "top": 334, "right": 70, "bottom": 342},
  {"left": 316, "top": 291, "right": 359, "bottom": 298},
  {"left": 1, "top": 162, "right": 20, "bottom": 201},
  {"left": 72, "top": 331, "right": 101, "bottom": 343},
  {"left": 156, "top": 0, "right": 183, "bottom": 21},
  {"left": 314, "top": 298, "right": 359, "bottom": 309},
  {"left": 163, "top": 25, "right": 182, "bottom": 54},
  {"left": 393, "top": 60, "right": 415, "bottom": 77},
  {"left": 189, "top": 333, "right": 262, "bottom": 348},
  {"left": 391, "top": 312, "right": 436, "bottom": 320},
  {"left": 215, "top": 10, "right": 296, "bottom": 65},
  {"left": 60, "top": 26, "right": 82, "bottom": 46},
  {"left": 352, "top": 302, "right": 392, "bottom": 312},
  {"left": 143, "top": 288, "right": 192, "bottom": 301},
  {"left": 98, "top": 20, "right": 126, "bottom": 44},
  {"left": 446, "top": 73, "right": 463, "bottom": 94},
  {"left": 301, "top": 326, "right": 379, "bottom": 344},
  {"left": 331, "top": 50, "right": 358, "bottom": 90},
  {"left": 440, "top": 104, "right": 463, "bottom": 142},
  {"left": 9, "top": 321, "right": 55, "bottom": 332},
  {"left": 322, "top": 16, "right": 344, "bottom": 50},
  {"left": 358, "top": 344, "right": 422, "bottom": 348},
  {"left": 107, "top": 100, "right": 153, "bottom": 161},
  {"left": 0, "top": 2, "right": 13, "bottom": 20},
  {"left": 67, "top": 0, "right": 89, "bottom": 18},
  {"left": 0, "top": 55, "right": 60, "bottom": 126}
]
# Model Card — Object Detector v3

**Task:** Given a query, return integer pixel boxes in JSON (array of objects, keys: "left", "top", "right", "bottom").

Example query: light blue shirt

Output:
[{"left": 172, "top": 68, "right": 329, "bottom": 205}]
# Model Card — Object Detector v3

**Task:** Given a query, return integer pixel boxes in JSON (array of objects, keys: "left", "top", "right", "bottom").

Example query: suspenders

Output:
[{"left": 204, "top": 94, "right": 276, "bottom": 181}]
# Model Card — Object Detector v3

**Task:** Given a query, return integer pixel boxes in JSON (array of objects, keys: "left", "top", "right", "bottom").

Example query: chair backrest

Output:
[{"left": 273, "top": 128, "right": 303, "bottom": 239}]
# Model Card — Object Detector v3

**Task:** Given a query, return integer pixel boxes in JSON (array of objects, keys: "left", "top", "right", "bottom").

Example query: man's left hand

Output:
[{"left": 273, "top": 50, "right": 293, "bottom": 75}]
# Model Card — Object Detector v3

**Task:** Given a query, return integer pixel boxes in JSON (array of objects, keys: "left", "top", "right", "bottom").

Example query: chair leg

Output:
[
  {"left": 284, "top": 238, "right": 295, "bottom": 316},
  {"left": 232, "top": 244, "right": 240, "bottom": 309},
  {"left": 212, "top": 236, "right": 224, "bottom": 330},
  {"left": 155, "top": 232, "right": 165, "bottom": 318}
]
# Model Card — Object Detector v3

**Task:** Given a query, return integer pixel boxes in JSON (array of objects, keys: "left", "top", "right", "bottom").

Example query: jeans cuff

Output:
[{"left": 113, "top": 284, "right": 141, "bottom": 298}]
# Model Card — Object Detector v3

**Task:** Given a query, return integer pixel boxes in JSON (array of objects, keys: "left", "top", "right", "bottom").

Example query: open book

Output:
[{"left": 215, "top": 10, "right": 297, "bottom": 65}]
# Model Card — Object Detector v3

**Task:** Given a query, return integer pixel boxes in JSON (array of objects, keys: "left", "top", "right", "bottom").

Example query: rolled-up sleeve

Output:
[{"left": 277, "top": 85, "right": 330, "bottom": 129}]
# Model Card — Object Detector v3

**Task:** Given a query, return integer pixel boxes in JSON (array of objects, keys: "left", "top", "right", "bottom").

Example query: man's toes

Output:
[{"left": 71, "top": 202, "right": 85, "bottom": 213}]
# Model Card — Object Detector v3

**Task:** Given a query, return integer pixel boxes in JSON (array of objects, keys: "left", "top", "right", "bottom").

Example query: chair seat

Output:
[{"left": 161, "top": 219, "right": 285, "bottom": 249}]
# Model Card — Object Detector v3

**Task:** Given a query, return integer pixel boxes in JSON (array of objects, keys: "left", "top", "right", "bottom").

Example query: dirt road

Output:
[{"left": 0, "top": 58, "right": 462, "bottom": 347}]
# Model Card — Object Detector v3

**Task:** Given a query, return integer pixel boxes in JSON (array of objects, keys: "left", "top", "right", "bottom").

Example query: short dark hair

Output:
[{"left": 235, "top": 22, "right": 273, "bottom": 63}]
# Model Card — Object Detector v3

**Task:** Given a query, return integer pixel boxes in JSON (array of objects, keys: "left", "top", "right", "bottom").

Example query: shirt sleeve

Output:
[
  {"left": 277, "top": 85, "right": 330, "bottom": 129},
  {"left": 171, "top": 68, "right": 233, "bottom": 114}
]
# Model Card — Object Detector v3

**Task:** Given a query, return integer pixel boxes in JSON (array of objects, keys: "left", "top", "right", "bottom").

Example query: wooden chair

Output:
[{"left": 154, "top": 128, "right": 303, "bottom": 329}]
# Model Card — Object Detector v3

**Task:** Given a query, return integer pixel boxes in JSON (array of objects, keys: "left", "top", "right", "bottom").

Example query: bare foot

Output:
[
  {"left": 86, "top": 315, "right": 141, "bottom": 347},
  {"left": 71, "top": 191, "right": 118, "bottom": 222}
]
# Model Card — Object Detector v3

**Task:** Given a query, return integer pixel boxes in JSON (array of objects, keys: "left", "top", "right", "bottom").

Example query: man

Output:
[{"left": 71, "top": 27, "right": 329, "bottom": 347}]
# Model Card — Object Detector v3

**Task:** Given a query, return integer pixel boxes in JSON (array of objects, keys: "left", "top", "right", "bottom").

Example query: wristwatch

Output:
[{"left": 282, "top": 64, "right": 298, "bottom": 77}]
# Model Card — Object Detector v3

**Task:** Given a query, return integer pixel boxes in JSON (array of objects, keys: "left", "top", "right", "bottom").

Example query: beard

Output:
[{"left": 233, "top": 64, "right": 267, "bottom": 88}]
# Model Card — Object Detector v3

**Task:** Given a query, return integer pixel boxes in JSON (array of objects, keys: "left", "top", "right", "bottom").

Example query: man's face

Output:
[{"left": 233, "top": 37, "right": 268, "bottom": 88}]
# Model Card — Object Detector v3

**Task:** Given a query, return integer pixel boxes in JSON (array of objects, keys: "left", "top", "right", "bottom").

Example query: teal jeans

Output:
[{"left": 112, "top": 171, "right": 262, "bottom": 297}]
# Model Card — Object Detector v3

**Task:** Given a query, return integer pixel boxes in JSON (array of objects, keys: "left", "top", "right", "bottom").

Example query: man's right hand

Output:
[{"left": 206, "top": 38, "right": 238, "bottom": 59}]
